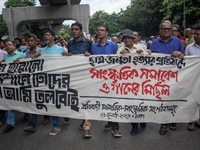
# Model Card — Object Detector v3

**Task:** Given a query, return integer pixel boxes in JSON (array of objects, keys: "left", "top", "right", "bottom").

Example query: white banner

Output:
[{"left": 0, "top": 53, "right": 200, "bottom": 123}]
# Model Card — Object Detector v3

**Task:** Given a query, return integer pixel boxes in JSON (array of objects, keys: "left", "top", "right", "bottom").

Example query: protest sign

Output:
[{"left": 0, "top": 53, "right": 199, "bottom": 123}]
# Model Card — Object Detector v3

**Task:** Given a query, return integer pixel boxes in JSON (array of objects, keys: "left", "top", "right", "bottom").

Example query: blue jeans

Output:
[
  {"left": 51, "top": 116, "right": 60, "bottom": 128},
  {"left": 0, "top": 110, "right": 6, "bottom": 122},
  {"left": 7, "top": 110, "right": 15, "bottom": 127}
]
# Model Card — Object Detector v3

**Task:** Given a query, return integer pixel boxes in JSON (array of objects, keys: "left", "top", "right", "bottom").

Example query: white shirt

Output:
[{"left": 117, "top": 43, "right": 144, "bottom": 54}]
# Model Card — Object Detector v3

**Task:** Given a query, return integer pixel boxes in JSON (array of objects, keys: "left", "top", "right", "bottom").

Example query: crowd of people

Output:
[{"left": 0, "top": 20, "right": 200, "bottom": 138}]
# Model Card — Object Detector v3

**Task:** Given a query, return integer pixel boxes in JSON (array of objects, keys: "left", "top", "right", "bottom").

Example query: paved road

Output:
[{"left": 0, "top": 112, "right": 200, "bottom": 150}]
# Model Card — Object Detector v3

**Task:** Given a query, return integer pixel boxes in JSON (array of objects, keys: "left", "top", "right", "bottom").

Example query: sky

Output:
[{"left": 0, "top": 0, "right": 131, "bottom": 24}]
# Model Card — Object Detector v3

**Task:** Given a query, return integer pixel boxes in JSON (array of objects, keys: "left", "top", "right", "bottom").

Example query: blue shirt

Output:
[
  {"left": 41, "top": 44, "right": 64, "bottom": 54},
  {"left": 138, "top": 40, "right": 146, "bottom": 46},
  {"left": 67, "top": 37, "right": 92, "bottom": 54},
  {"left": 150, "top": 36, "right": 184, "bottom": 54},
  {"left": 185, "top": 42, "right": 200, "bottom": 56},
  {"left": 91, "top": 39, "right": 118, "bottom": 55},
  {"left": 5, "top": 51, "right": 25, "bottom": 62},
  {"left": 19, "top": 46, "right": 27, "bottom": 53}
]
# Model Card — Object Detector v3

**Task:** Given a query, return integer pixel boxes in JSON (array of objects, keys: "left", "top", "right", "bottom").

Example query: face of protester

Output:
[
  {"left": 27, "top": 37, "right": 38, "bottom": 49},
  {"left": 0, "top": 42, "right": 4, "bottom": 49},
  {"left": 133, "top": 32, "right": 138, "bottom": 40},
  {"left": 71, "top": 25, "right": 82, "bottom": 39},
  {"left": 194, "top": 30, "right": 200, "bottom": 45},
  {"left": 133, "top": 32, "right": 139, "bottom": 43},
  {"left": 21, "top": 39, "right": 26, "bottom": 46},
  {"left": 14, "top": 39, "right": 21, "bottom": 47},
  {"left": 159, "top": 23, "right": 172, "bottom": 39},
  {"left": 5, "top": 41, "right": 15, "bottom": 54},
  {"left": 112, "top": 37, "right": 118, "bottom": 44},
  {"left": 118, "top": 34, "right": 123, "bottom": 40},
  {"left": 184, "top": 31, "right": 189, "bottom": 38},
  {"left": 44, "top": 32, "right": 55, "bottom": 44},
  {"left": 123, "top": 36, "right": 134, "bottom": 48},
  {"left": 172, "top": 27, "right": 179, "bottom": 38},
  {"left": 97, "top": 26, "right": 108, "bottom": 39}
]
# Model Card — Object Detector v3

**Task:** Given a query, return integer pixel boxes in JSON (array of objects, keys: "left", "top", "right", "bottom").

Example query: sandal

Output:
[
  {"left": 49, "top": 127, "right": 60, "bottom": 135},
  {"left": 111, "top": 129, "right": 121, "bottom": 137},
  {"left": 169, "top": 123, "right": 177, "bottom": 130},
  {"left": 159, "top": 126, "right": 167, "bottom": 135}
]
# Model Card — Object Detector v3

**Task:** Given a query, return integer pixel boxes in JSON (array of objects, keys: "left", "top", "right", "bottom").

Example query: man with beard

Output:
[
  {"left": 0, "top": 40, "right": 5, "bottom": 51},
  {"left": 14, "top": 37, "right": 27, "bottom": 53}
]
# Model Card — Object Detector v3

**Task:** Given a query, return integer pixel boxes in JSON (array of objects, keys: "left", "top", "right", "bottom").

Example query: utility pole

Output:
[{"left": 183, "top": 0, "right": 186, "bottom": 37}]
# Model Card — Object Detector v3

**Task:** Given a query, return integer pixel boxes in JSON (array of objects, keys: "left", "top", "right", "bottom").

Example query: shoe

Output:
[
  {"left": 64, "top": 119, "right": 70, "bottom": 125},
  {"left": 131, "top": 127, "right": 138, "bottom": 136},
  {"left": 0, "top": 121, "right": 4, "bottom": 127},
  {"left": 79, "top": 120, "right": 85, "bottom": 130},
  {"left": 140, "top": 123, "right": 146, "bottom": 128},
  {"left": 84, "top": 130, "right": 92, "bottom": 138},
  {"left": 24, "top": 126, "right": 36, "bottom": 132},
  {"left": 104, "top": 123, "right": 112, "bottom": 131},
  {"left": 49, "top": 127, "right": 60, "bottom": 136},
  {"left": 42, "top": 119, "right": 50, "bottom": 125},
  {"left": 3, "top": 125, "right": 15, "bottom": 132},
  {"left": 188, "top": 122, "right": 195, "bottom": 131},
  {"left": 23, "top": 116, "right": 29, "bottom": 123},
  {"left": 195, "top": 119, "right": 200, "bottom": 128}
]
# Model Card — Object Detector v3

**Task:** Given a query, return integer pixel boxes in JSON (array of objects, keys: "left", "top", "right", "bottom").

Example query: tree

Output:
[
  {"left": 120, "top": 0, "right": 164, "bottom": 37},
  {"left": 59, "top": 24, "right": 72, "bottom": 40},
  {"left": 89, "top": 10, "right": 124, "bottom": 36},
  {"left": 0, "top": 14, "right": 9, "bottom": 38},
  {"left": 161, "top": 0, "right": 200, "bottom": 28},
  {"left": 4, "top": 0, "right": 35, "bottom": 8}
]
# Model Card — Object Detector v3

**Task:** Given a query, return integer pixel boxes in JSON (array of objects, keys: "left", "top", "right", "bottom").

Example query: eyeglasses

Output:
[
  {"left": 43, "top": 34, "right": 51, "bottom": 37},
  {"left": 161, "top": 28, "right": 172, "bottom": 31},
  {"left": 133, "top": 34, "right": 138, "bottom": 37},
  {"left": 172, "top": 30, "right": 178, "bottom": 32},
  {"left": 97, "top": 29, "right": 106, "bottom": 32},
  {"left": 194, "top": 33, "right": 200, "bottom": 36}
]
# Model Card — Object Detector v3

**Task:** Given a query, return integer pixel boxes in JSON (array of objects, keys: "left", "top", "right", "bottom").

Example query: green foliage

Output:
[
  {"left": 89, "top": 0, "right": 164, "bottom": 37},
  {"left": 120, "top": 0, "right": 164, "bottom": 37},
  {"left": 89, "top": 10, "right": 124, "bottom": 36},
  {"left": 0, "top": 14, "right": 9, "bottom": 38},
  {"left": 161, "top": 0, "right": 200, "bottom": 28},
  {"left": 59, "top": 24, "right": 72, "bottom": 40},
  {"left": 4, "top": 0, "right": 35, "bottom": 8}
]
